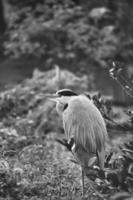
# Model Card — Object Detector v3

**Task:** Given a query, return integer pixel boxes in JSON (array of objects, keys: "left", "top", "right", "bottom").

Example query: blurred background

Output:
[{"left": 0, "top": 0, "right": 133, "bottom": 103}]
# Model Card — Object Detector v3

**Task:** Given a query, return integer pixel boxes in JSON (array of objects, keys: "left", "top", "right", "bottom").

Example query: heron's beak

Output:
[
  {"left": 48, "top": 94, "right": 60, "bottom": 103},
  {"left": 49, "top": 98, "right": 59, "bottom": 103}
]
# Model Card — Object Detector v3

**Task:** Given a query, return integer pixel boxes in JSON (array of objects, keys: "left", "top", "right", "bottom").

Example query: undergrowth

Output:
[{"left": 0, "top": 66, "right": 132, "bottom": 200}]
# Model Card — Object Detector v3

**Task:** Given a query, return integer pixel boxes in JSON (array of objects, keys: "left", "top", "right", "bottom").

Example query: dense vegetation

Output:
[
  {"left": 0, "top": 66, "right": 132, "bottom": 200},
  {"left": 2, "top": 0, "right": 133, "bottom": 71}
]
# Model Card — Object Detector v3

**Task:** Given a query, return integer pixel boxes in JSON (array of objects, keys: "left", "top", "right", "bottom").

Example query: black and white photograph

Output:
[{"left": 0, "top": 0, "right": 133, "bottom": 199}]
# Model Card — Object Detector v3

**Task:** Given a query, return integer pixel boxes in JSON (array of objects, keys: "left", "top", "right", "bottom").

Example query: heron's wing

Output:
[
  {"left": 94, "top": 120, "right": 107, "bottom": 169},
  {"left": 63, "top": 96, "right": 107, "bottom": 168}
]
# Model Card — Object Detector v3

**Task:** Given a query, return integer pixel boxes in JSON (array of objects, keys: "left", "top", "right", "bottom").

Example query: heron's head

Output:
[{"left": 50, "top": 89, "right": 78, "bottom": 114}]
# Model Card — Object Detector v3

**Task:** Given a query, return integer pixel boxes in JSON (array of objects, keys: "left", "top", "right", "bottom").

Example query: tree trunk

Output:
[{"left": 0, "top": 0, "right": 6, "bottom": 34}]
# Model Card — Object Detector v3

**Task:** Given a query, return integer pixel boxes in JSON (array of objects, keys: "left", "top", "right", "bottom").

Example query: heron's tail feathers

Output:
[{"left": 97, "top": 148, "right": 105, "bottom": 170}]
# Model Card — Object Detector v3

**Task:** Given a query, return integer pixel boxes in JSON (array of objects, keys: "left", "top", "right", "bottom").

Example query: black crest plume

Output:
[{"left": 56, "top": 89, "right": 78, "bottom": 97}]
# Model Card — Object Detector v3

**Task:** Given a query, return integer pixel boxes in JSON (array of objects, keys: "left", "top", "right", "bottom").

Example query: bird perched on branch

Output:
[{"left": 50, "top": 89, "right": 108, "bottom": 195}]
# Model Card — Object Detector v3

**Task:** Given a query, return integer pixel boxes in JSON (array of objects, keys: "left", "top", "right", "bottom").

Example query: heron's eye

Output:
[{"left": 63, "top": 103, "right": 68, "bottom": 111}]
